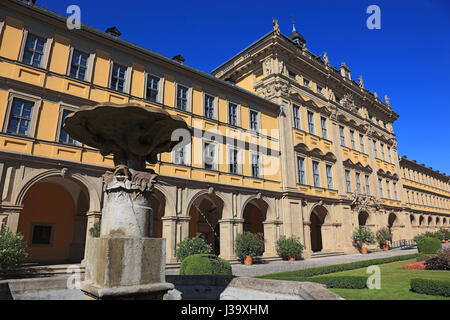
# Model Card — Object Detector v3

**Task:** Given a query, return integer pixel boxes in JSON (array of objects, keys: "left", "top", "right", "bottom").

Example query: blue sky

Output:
[{"left": 41, "top": 0, "right": 450, "bottom": 174}]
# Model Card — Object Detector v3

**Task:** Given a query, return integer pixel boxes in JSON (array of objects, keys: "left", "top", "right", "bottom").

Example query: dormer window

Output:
[{"left": 288, "top": 70, "right": 297, "bottom": 79}]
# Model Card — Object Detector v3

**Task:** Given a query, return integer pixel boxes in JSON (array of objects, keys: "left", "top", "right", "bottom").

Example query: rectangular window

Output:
[
  {"left": 339, "top": 126, "right": 346, "bottom": 146},
  {"left": 407, "top": 190, "right": 410, "bottom": 203},
  {"left": 321, "top": 117, "right": 327, "bottom": 139},
  {"left": 204, "top": 95, "right": 215, "bottom": 119},
  {"left": 110, "top": 63, "right": 127, "bottom": 92},
  {"left": 31, "top": 225, "right": 53, "bottom": 245},
  {"left": 251, "top": 153, "right": 260, "bottom": 178},
  {"left": 380, "top": 143, "right": 385, "bottom": 161},
  {"left": 355, "top": 172, "right": 362, "bottom": 194},
  {"left": 293, "top": 105, "right": 301, "bottom": 129},
  {"left": 297, "top": 156, "right": 305, "bottom": 184},
  {"left": 22, "top": 34, "right": 46, "bottom": 67},
  {"left": 59, "top": 109, "right": 77, "bottom": 145},
  {"left": 69, "top": 50, "right": 89, "bottom": 81},
  {"left": 393, "top": 182, "right": 398, "bottom": 200},
  {"left": 312, "top": 161, "right": 320, "bottom": 187},
  {"left": 303, "top": 78, "right": 310, "bottom": 87},
  {"left": 365, "top": 175, "right": 370, "bottom": 195},
  {"left": 146, "top": 75, "right": 160, "bottom": 102},
  {"left": 386, "top": 181, "right": 391, "bottom": 199},
  {"left": 359, "top": 134, "right": 365, "bottom": 153},
  {"left": 307, "top": 111, "right": 315, "bottom": 135},
  {"left": 176, "top": 85, "right": 188, "bottom": 111},
  {"left": 326, "top": 164, "right": 333, "bottom": 189},
  {"left": 203, "top": 142, "right": 215, "bottom": 170},
  {"left": 350, "top": 130, "right": 356, "bottom": 150},
  {"left": 379, "top": 178, "right": 384, "bottom": 198},
  {"left": 345, "top": 170, "right": 351, "bottom": 193},
  {"left": 7, "top": 98, "right": 34, "bottom": 136},
  {"left": 387, "top": 146, "right": 392, "bottom": 163},
  {"left": 174, "top": 145, "right": 187, "bottom": 165},
  {"left": 250, "top": 110, "right": 259, "bottom": 131},
  {"left": 317, "top": 85, "right": 323, "bottom": 95},
  {"left": 373, "top": 140, "right": 378, "bottom": 158},
  {"left": 288, "top": 70, "right": 296, "bottom": 79},
  {"left": 229, "top": 149, "right": 239, "bottom": 174},
  {"left": 228, "top": 103, "right": 238, "bottom": 126}
]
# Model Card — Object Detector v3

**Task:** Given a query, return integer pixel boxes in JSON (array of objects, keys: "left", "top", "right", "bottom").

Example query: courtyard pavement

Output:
[{"left": 165, "top": 248, "right": 419, "bottom": 277}]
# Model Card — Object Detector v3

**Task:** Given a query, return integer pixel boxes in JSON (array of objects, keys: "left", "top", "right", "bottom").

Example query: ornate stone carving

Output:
[
  {"left": 323, "top": 52, "right": 329, "bottom": 66},
  {"left": 358, "top": 76, "right": 364, "bottom": 89},
  {"left": 272, "top": 18, "right": 280, "bottom": 35},
  {"left": 350, "top": 193, "right": 382, "bottom": 214},
  {"left": 341, "top": 93, "right": 357, "bottom": 113},
  {"left": 263, "top": 58, "right": 272, "bottom": 76}
]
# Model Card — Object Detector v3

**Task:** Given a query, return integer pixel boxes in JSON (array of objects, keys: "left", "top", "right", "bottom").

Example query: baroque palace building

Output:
[{"left": 0, "top": 0, "right": 448, "bottom": 264}]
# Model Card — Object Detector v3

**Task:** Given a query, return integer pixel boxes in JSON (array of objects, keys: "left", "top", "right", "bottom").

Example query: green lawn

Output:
[{"left": 313, "top": 259, "right": 450, "bottom": 300}]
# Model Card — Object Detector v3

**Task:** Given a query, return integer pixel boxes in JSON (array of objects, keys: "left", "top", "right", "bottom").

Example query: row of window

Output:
[
  {"left": 17, "top": 32, "right": 263, "bottom": 131},
  {"left": 173, "top": 142, "right": 264, "bottom": 178},
  {"left": 406, "top": 189, "right": 450, "bottom": 210},
  {"left": 297, "top": 156, "right": 334, "bottom": 189},
  {"left": 292, "top": 105, "right": 395, "bottom": 164},
  {"left": 402, "top": 167, "right": 450, "bottom": 192}
]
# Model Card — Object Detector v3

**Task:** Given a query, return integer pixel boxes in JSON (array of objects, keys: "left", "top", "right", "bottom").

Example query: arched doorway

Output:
[
  {"left": 310, "top": 206, "right": 328, "bottom": 253},
  {"left": 188, "top": 194, "right": 223, "bottom": 255},
  {"left": 419, "top": 215, "right": 424, "bottom": 226},
  {"left": 242, "top": 198, "right": 267, "bottom": 255},
  {"left": 150, "top": 189, "right": 166, "bottom": 238},
  {"left": 17, "top": 177, "right": 89, "bottom": 263},
  {"left": 358, "top": 211, "right": 369, "bottom": 226}
]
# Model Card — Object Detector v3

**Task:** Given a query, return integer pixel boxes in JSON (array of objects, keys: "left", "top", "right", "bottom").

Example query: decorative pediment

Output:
[
  {"left": 377, "top": 169, "right": 399, "bottom": 180},
  {"left": 350, "top": 194, "right": 382, "bottom": 213},
  {"left": 343, "top": 159, "right": 373, "bottom": 173},
  {"left": 340, "top": 93, "right": 358, "bottom": 113},
  {"left": 295, "top": 144, "right": 337, "bottom": 163}
]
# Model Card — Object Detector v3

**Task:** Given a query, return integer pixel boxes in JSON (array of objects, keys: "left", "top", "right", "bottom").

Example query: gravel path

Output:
[{"left": 165, "top": 248, "right": 419, "bottom": 277}]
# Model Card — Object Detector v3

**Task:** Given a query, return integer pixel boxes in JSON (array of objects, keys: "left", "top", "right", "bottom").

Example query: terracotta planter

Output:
[
  {"left": 383, "top": 245, "right": 389, "bottom": 251},
  {"left": 361, "top": 247, "right": 368, "bottom": 254},
  {"left": 288, "top": 254, "right": 296, "bottom": 261},
  {"left": 244, "top": 255, "right": 253, "bottom": 265}
]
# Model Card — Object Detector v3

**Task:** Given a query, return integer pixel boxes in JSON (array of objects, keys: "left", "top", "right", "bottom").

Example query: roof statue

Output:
[
  {"left": 358, "top": 75, "right": 364, "bottom": 89},
  {"left": 272, "top": 18, "right": 280, "bottom": 35},
  {"left": 385, "top": 95, "right": 390, "bottom": 106},
  {"left": 323, "top": 52, "right": 329, "bottom": 66}
]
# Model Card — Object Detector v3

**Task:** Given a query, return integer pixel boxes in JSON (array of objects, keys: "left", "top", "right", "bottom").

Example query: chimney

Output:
[
  {"left": 105, "top": 27, "right": 121, "bottom": 37},
  {"left": 172, "top": 54, "right": 185, "bottom": 64}
]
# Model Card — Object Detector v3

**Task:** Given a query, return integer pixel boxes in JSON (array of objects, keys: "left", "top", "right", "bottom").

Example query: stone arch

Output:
[
  {"left": 15, "top": 170, "right": 97, "bottom": 263},
  {"left": 427, "top": 215, "right": 433, "bottom": 226},
  {"left": 242, "top": 198, "right": 268, "bottom": 235},
  {"left": 14, "top": 169, "right": 101, "bottom": 214},
  {"left": 419, "top": 215, "right": 425, "bottom": 226},
  {"left": 187, "top": 191, "right": 225, "bottom": 255},
  {"left": 358, "top": 211, "right": 370, "bottom": 226},
  {"left": 409, "top": 214, "right": 416, "bottom": 226},
  {"left": 309, "top": 205, "right": 330, "bottom": 253},
  {"left": 435, "top": 216, "right": 441, "bottom": 226}
]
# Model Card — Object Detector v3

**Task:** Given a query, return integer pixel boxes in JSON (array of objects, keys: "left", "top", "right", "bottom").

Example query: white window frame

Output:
[
  {"left": 2, "top": 91, "right": 42, "bottom": 138},
  {"left": 55, "top": 104, "right": 81, "bottom": 146},
  {"left": 175, "top": 83, "right": 191, "bottom": 112},
  {"left": 203, "top": 93, "right": 216, "bottom": 120},
  {"left": 250, "top": 151, "right": 262, "bottom": 178},
  {"left": 227, "top": 101, "right": 240, "bottom": 127},
  {"left": 66, "top": 47, "right": 95, "bottom": 82},
  {"left": 203, "top": 140, "right": 218, "bottom": 171},
  {"left": 297, "top": 154, "right": 306, "bottom": 185},
  {"left": 18, "top": 29, "right": 53, "bottom": 69},
  {"left": 108, "top": 61, "right": 132, "bottom": 94},
  {"left": 249, "top": 108, "right": 260, "bottom": 132},
  {"left": 227, "top": 146, "right": 241, "bottom": 175}
]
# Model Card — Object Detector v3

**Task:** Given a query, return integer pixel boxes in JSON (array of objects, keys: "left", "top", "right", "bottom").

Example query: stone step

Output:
[
  {"left": 311, "top": 251, "right": 346, "bottom": 258},
  {"left": 0, "top": 264, "right": 85, "bottom": 280}
]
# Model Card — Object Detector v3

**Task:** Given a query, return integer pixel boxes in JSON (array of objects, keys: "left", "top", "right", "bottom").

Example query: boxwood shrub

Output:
[
  {"left": 276, "top": 276, "right": 368, "bottom": 289},
  {"left": 410, "top": 278, "right": 450, "bottom": 297},
  {"left": 417, "top": 237, "right": 442, "bottom": 254},
  {"left": 257, "top": 253, "right": 418, "bottom": 279},
  {"left": 179, "top": 254, "right": 232, "bottom": 276}
]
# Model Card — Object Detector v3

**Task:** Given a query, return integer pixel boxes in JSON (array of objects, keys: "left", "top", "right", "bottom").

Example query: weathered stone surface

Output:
[
  {"left": 63, "top": 102, "right": 190, "bottom": 168},
  {"left": 80, "top": 237, "right": 173, "bottom": 299},
  {"left": 219, "top": 277, "right": 344, "bottom": 300}
]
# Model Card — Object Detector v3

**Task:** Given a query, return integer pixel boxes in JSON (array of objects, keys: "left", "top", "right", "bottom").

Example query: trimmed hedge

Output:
[
  {"left": 179, "top": 254, "right": 232, "bottom": 276},
  {"left": 257, "top": 253, "right": 418, "bottom": 279},
  {"left": 417, "top": 237, "right": 442, "bottom": 254},
  {"left": 410, "top": 278, "right": 450, "bottom": 297},
  {"left": 416, "top": 253, "right": 435, "bottom": 262},
  {"left": 276, "top": 276, "right": 368, "bottom": 289}
]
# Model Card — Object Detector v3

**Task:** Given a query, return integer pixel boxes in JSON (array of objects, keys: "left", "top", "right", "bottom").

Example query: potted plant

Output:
[
  {"left": 275, "top": 235, "right": 304, "bottom": 261},
  {"left": 376, "top": 227, "right": 392, "bottom": 251},
  {"left": 235, "top": 232, "right": 264, "bottom": 265},
  {"left": 352, "top": 226, "right": 375, "bottom": 254}
]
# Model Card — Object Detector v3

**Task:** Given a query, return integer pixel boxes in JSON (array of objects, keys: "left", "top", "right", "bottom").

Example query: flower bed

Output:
[{"left": 402, "top": 261, "right": 426, "bottom": 270}]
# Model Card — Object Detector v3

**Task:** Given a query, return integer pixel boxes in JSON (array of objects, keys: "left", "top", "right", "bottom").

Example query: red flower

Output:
[{"left": 402, "top": 261, "right": 426, "bottom": 270}]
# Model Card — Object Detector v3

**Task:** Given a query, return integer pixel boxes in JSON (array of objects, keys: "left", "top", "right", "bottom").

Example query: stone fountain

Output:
[{"left": 63, "top": 102, "right": 189, "bottom": 299}]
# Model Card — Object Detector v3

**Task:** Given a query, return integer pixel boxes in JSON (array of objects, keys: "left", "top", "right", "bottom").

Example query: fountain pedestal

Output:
[
  {"left": 63, "top": 103, "right": 189, "bottom": 300},
  {"left": 79, "top": 171, "right": 173, "bottom": 300}
]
